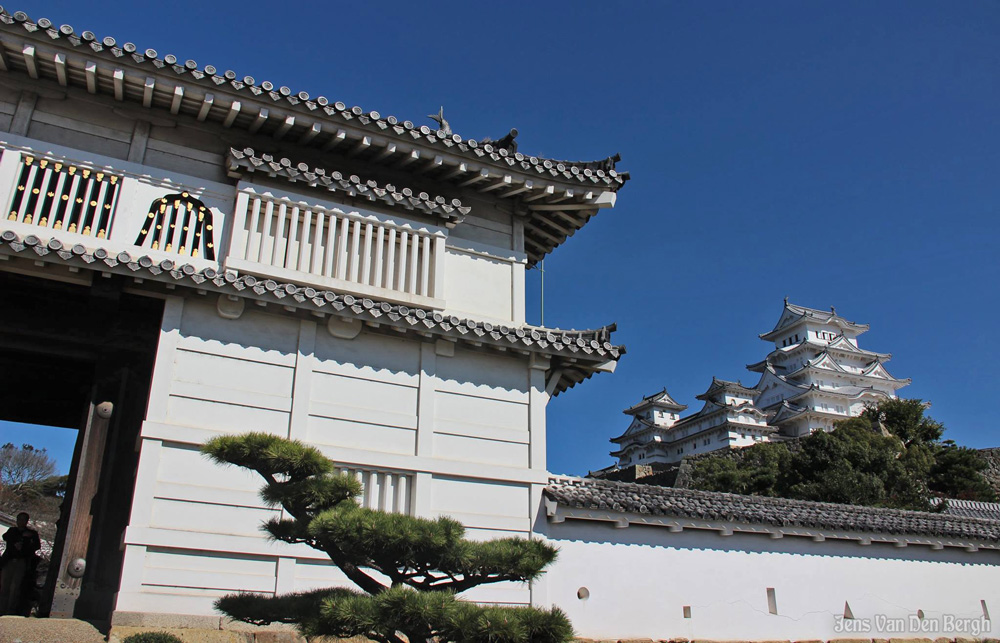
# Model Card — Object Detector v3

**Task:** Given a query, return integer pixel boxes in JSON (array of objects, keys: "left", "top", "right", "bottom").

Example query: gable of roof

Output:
[
  {"left": 760, "top": 301, "right": 869, "bottom": 341},
  {"left": 623, "top": 388, "right": 687, "bottom": 415}
]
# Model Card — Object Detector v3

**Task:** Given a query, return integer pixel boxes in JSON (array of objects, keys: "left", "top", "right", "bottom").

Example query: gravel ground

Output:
[{"left": 0, "top": 616, "right": 106, "bottom": 643}]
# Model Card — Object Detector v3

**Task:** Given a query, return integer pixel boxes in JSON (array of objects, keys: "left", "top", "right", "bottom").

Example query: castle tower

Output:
[
  {"left": 748, "top": 301, "right": 910, "bottom": 437},
  {"left": 610, "top": 379, "right": 772, "bottom": 466}
]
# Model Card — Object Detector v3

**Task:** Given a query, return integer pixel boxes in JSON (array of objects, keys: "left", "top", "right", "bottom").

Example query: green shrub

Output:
[{"left": 121, "top": 632, "right": 184, "bottom": 643}]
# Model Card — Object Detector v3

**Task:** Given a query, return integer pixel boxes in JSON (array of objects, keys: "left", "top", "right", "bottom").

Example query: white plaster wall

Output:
[
  {"left": 442, "top": 238, "right": 526, "bottom": 324},
  {"left": 538, "top": 519, "right": 1000, "bottom": 641},
  {"left": 117, "top": 294, "right": 544, "bottom": 615}
]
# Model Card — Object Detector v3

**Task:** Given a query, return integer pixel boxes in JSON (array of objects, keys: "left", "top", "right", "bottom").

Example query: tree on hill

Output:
[
  {"left": 0, "top": 443, "right": 65, "bottom": 542},
  {"left": 202, "top": 433, "right": 572, "bottom": 643},
  {"left": 688, "top": 399, "right": 996, "bottom": 510}
]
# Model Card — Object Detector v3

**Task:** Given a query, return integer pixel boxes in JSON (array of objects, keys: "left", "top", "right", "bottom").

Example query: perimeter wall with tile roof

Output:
[{"left": 534, "top": 516, "right": 999, "bottom": 641}]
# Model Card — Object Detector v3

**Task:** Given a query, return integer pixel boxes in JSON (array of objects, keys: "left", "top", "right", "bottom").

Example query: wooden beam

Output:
[
  {"left": 525, "top": 222, "right": 565, "bottom": 245},
  {"left": 169, "top": 85, "right": 184, "bottom": 114},
  {"left": 85, "top": 61, "right": 98, "bottom": 94},
  {"left": 248, "top": 107, "right": 268, "bottom": 133},
  {"left": 442, "top": 162, "right": 469, "bottom": 181},
  {"left": 417, "top": 155, "right": 444, "bottom": 174},
  {"left": 398, "top": 149, "right": 420, "bottom": 167},
  {"left": 479, "top": 175, "right": 513, "bottom": 193},
  {"left": 523, "top": 184, "right": 555, "bottom": 202},
  {"left": 373, "top": 142, "right": 397, "bottom": 162},
  {"left": 0, "top": 47, "right": 7, "bottom": 71},
  {"left": 528, "top": 202, "right": 600, "bottom": 211},
  {"left": 551, "top": 209, "right": 585, "bottom": 227},
  {"left": 112, "top": 69, "right": 124, "bottom": 101},
  {"left": 502, "top": 180, "right": 533, "bottom": 198},
  {"left": 274, "top": 114, "right": 294, "bottom": 139},
  {"left": 22, "top": 45, "right": 38, "bottom": 79},
  {"left": 524, "top": 236, "right": 548, "bottom": 252},
  {"left": 142, "top": 77, "right": 155, "bottom": 108},
  {"left": 222, "top": 101, "right": 241, "bottom": 128},
  {"left": 349, "top": 135, "right": 371, "bottom": 156},
  {"left": 299, "top": 122, "right": 321, "bottom": 144},
  {"left": 322, "top": 128, "right": 347, "bottom": 150},
  {"left": 458, "top": 168, "right": 490, "bottom": 187},
  {"left": 196, "top": 94, "right": 214, "bottom": 121},
  {"left": 539, "top": 215, "right": 574, "bottom": 237},
  {"left": 53, "top": 53, "right": 67, "bottom": 86}
]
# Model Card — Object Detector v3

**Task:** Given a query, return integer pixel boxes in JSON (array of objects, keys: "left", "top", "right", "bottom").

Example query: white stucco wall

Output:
[
  {"left": 115, "top": 294, "right": 550, "bottom": 615},
  {"left": 536, "top": 518, "right": 999, "bottom": 641}
]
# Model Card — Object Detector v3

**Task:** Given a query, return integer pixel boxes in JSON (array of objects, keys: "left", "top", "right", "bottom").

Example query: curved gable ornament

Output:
[{"left": 134, "top": 192, "right": 215, "bottom": 260}]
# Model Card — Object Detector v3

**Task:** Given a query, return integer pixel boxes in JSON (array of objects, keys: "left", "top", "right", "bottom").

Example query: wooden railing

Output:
[{"left": 227, "top": 187, "right": 446, "bottom": 308}]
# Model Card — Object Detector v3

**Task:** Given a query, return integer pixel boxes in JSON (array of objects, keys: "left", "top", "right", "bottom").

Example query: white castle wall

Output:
[
  {"left": 115, "top": 294, "right": 550, "bottom": 616},
  {"left": 537, "top": 518, "right": 999, "bottom": 641}
]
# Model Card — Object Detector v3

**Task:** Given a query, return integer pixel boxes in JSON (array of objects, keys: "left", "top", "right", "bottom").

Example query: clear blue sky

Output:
[{"left": 1, "top": 1, "right": 998, "bottom": 476}]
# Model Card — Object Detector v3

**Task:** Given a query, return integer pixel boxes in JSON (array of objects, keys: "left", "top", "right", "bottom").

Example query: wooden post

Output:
[{"left": 49, "top": 400, "right": 113, "bottom": 618}]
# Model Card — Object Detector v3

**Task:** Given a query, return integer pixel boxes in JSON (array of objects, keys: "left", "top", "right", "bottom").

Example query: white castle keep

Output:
[{"left": 611, "top": 300, "right": 910, "bottom": 467}]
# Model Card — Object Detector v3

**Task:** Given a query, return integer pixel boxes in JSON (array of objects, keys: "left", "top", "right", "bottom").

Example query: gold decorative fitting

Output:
[
  {"left": 54, "top": 163, "right": 63, "bottom": 171},
  {"left": 39, "top": 160, "right": 48, "bottom": 168},
  {"left": 97, "top": 229, "right": 106, "bottom": 239},
  {"left": 96, "top": 173, "right": 104, "bottom": 181},
  {"left": 24, "top": 214, "right": 32, "bottom": 224},
  {"left": 16, "top": 185, "right": 24, "bottom": 191},
  {"left": 82, "top": 169, "right": 91, "bottom": 178},
  {"left": 82, "top": 226, "right": 91, "bottom": 235},
  {"left": 68, "top": 167, "right": 76, "bottom": 175},
  {"left": 90, "top": 200, "right": 97, "bottom": 207},
  {"left": 110, "top": 176, "right": 118, "bottom": 184},
  {"left": 53, "top": 221, "right": 63, "bottom": 230},
  {"left": 61, "top": 195, "right": 69, "bottom": 201},
  {"left": 23, "top": 157, "right": 33, "bottom": 165},
  {"left": 68, "top": 223, "right": 76, "bottom": 233},
  {"left": 32, "top": 188, "right": 39, "bottom": 194},
  {"left": 8, "top": 212, "right": 17, "bottom": 220},
  {"left": 38, "top": 217, "right": 47, "bottom": 227}
]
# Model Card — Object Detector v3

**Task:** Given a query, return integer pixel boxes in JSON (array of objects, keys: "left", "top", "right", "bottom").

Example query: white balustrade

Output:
[
  {"left": 335, "top": 466, "right": 413, "bottom": 515},
  {"left": 228, "top": 187, "right": 446, "bottom": 308}
]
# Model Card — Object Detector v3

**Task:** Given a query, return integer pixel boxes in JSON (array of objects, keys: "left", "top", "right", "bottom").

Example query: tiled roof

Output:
[
  {"left": 695, "top": 377, "right": 757, "bottom": 401},
  {"left": 0, "top": 230, "right": 623, "bottom": 395},
  {"left": 545, "top": 477, "right": 1000, "bottom": 546},
  {"left": 0, "top": 9, "right": 628, "bottom": 192},
  {"left": 623, "top": 388, "right": 687, "bottom": 415},
  {"left": 937, "top": 499, "right": 1000, "bottom": 522},
  {"left": 227, "top": 148, "right": 471, "bottom": 226},
  {"left": 761, "top": 301, "right": 869, "bottom": 340}
]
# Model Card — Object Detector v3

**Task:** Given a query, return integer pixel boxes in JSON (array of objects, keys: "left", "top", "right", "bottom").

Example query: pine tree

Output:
[{"left": 203, "top": 433, "right": 572, "bottom": 643}]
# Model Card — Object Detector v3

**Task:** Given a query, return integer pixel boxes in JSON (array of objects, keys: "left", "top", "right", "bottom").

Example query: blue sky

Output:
[{"left": 1, "top": 1, "right": 998, "bottom": 476}]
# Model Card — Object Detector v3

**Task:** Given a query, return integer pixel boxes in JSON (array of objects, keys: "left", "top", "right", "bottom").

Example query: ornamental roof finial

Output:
[
  {"left": 427, "top": 106, "right": 452, "bottom": 136},
  {"left": 831, "top": 306, "right": 836, "bottom": 314},
  {"left": 784, "top": 296, "right": 789, "bottom": 305}
]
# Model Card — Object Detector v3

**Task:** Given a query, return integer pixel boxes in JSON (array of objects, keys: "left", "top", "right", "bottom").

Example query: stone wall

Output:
[{"left": 980, "top": 448, "right": 1000, "bottom": 496}]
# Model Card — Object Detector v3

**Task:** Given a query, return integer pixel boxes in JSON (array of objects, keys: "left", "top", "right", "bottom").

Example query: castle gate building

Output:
[{"left": 0, "top": 8, "right": 626, "bottom": 622}]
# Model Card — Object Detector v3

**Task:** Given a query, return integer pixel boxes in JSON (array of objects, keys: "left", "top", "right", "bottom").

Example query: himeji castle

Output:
[{"left": 609, "top": 300, "right": 910, "bottom": 467}]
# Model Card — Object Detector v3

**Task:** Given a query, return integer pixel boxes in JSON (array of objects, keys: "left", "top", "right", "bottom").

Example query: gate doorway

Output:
[{"left": 0, "top": 268, "right": 163, "bottom": 621}]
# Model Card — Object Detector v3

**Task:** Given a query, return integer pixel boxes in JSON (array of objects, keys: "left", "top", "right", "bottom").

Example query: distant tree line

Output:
[{"left": 687, "top": 399, "right": 996, "bottom": 510}]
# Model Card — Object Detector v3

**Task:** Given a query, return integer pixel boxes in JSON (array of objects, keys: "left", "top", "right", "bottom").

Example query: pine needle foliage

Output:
[{"left": 203, "top": 432, "right": 572, "bottom": 643}]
